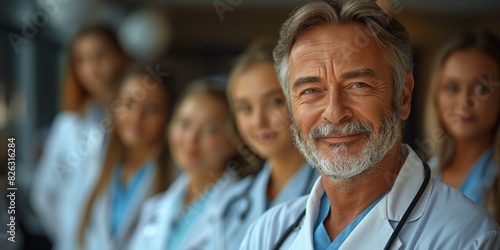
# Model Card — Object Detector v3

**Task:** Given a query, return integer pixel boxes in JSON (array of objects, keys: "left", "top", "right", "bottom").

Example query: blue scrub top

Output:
[
  {"left": 110, "top": 161, "right": 154, "bottom": 237},
  {"left": 313, "top": 193, "right": 385, "bottom": 250},
  {"left": 429, "top": 146, "right": 497, "bottom": 205}
]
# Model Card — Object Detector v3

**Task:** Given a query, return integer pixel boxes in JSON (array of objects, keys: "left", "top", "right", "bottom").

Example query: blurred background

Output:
[{"left": 0, "top": 0, "right": 499, "bottom": 249}]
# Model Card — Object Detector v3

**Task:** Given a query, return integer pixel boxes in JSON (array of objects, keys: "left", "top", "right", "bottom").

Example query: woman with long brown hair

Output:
[
  {"left": 74, "top": 67, "right": 175, "bottom": 250},
  {"left": 427, "top": 31, "right": 500, "bottom": 223},
  {"left": 31, "top": 23, "right": 130, "bottom": 241},
  {"left": 127, "top": 79, "right": 249, "bottom": 250},
  {"left": 219, "top": 39, "right": 318, "bottom": 249}
]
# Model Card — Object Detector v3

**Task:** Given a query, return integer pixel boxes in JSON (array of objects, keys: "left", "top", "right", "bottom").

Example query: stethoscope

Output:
[
  {"left": 271, "top": 160, "right": 431, "bottom": 250},
  {"left": 218, "top": 163, "right": 316, "bottom": 249}
]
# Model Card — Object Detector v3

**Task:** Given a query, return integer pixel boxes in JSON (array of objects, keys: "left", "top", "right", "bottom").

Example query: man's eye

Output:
[
  {"left": 352, "top": 82, "right": 367, "bottom": 88},
  {"left": 302, "top": 89, "right": 319, "bottom": 95}
]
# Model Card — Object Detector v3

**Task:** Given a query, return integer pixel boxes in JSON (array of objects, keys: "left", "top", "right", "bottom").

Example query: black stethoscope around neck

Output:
[
  {"left": 271, "top": 160, "right": 431, "bottom": 250},
  {"left": 218, "top": 164, "right": 316, "bottom": 249}
]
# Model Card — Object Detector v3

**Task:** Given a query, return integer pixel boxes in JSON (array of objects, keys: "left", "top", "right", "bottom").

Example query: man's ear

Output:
[{"left": 399, "top": 73, "right": 414, "bottom": 120}]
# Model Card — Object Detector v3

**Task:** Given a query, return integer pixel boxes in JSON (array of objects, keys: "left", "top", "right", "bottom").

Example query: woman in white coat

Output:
[
  {"left": 31, "top": 23, "right": 130, "bottom": 240},
  {"left": 73, "top": 67, "right": 175, "bottom": 250},
  {"left": 427, "top": 31, "right": 500, "bottom": 223},
  {"left": 128, "top": 79, "right": 248, "bottom": 250},
  {"left": 219, "top": 39, "right": 319, "bottom": 250}
]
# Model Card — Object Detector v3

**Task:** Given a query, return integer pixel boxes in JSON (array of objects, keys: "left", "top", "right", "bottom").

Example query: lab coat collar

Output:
[
  {"left": 90, "top": 162, "right": 155, "bottom": 250},
  {"left": 145, "top": 174, "right": 189, "bottom": 249},
  {"left": 145, "top": 168, "right": 240, "bottom": 250},
  {"left": 182, "top": 168, "right": 240, "bottom": 249},
  {"left": 252, "top": 162, "right": 271, "bottom": 213},
  {"left": 386, "top": 144, "right": 432, "bottom": 222},
  {"left": 290, "top": 144, "right": 431, "bottom": 250},
  {"left": 289, "top": 176, "right": 323, "bottom": 250}
]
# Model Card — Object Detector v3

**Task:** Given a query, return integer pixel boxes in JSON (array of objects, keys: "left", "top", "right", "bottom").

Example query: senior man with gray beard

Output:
[{"left": 240, "top": 0, "right": 500, "bottom": 249}]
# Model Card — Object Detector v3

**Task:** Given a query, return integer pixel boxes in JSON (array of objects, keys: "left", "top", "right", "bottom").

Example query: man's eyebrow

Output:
[
  {"left": 292, "top": 76, "right": 321, "bottom": 92},
  {"left": 341, "top": 68, "right": 376, "bottom": 79}
]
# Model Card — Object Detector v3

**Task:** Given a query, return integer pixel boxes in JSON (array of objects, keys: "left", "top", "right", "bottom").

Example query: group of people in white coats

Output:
[
  {"left": 31, "top": 22, "right": 319, "bottom": 250},
  {"left": 31, "top": 0, "right": 499, "bottom": 249},
  {"left": 128, "top": 40, "right": 319, "bottom": 250},
  {"left": 32, "top": 23, "right": 176, "bottom": 250}
]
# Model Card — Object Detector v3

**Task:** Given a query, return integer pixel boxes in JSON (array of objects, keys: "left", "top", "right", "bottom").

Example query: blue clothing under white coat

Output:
[
  {"left": 313, "top": 193, "right": 384, "bottom": 250},
  {"left": 240, "top": 144, "right": 500, "bottom": 249},
  {"left": 127, "top": 169, "right": 241, "bottom": 250},
  {"left": 217, "top": 162, "right": 319, "bottom": 250},
  {"left": 110, "top": 161, "right": 154, "bottom": 237},
  {"left": 428, "top": 146, "right": 497, "bottom": 205},
  {"left": 83, "top": 161, "right": 156, "bottom": 250}
]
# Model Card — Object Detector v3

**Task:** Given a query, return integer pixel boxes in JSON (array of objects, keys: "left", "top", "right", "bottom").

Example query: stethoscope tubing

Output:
[{"left": 271, "top": 160, "right": 431, "bottom": 250}]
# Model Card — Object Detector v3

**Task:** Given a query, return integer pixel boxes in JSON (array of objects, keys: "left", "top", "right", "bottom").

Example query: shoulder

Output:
[
  {"left": 52, "top": 111, "right": 84, "bottom": 129},
  {"left": 422, "top": 180, "right": 499, "bottom": 246},
  {"left": 429, "top": 179, "right": 494, "bottom": 222},
  {"left": 240, "top": 196, "right": 308, "bottom": 250},
  {"left": 44, "top": 112, "right": 86, "bottom": 143}
]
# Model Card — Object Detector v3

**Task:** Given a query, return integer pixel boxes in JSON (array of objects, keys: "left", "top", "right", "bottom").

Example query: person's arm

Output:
[{"left": 30, "top": 112, "right": 78, "bottom": 238}]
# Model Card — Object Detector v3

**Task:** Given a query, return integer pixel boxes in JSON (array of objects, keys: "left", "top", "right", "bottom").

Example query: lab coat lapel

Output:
[
  {"left": 289, "top": 177, "right": 323, "bottom": 250},
  {"left": 340, "top": 145, "right": 431, "bottom": 249},
  {"left": 89, "top": 193, "right": 113, "bottom": 250},
  {"left": 339, "top": 196, "right": 402, "bottom": 250},
  {"left": 386, "top": 145, "right": 431, "bottom": 223},
  {"left": 181, "top": 170, "right": 239, "bottom": 249},
  {"left": 144, "top": 174, "right": 189, "bottom": 250},
  {"left": 254, "top": 163, "right": 271, "bottom": 213}
]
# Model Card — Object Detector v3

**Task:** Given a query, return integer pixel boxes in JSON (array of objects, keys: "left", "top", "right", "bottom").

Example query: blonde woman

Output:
[
  {"left": 428, "top": 31, "right": 500, "bottom": 223},
  {"left": 128, "top": 79, "right": 249, "bottom": 250},
  {"left": 219, "top": 40, "right": 318, "bottom": 249}
]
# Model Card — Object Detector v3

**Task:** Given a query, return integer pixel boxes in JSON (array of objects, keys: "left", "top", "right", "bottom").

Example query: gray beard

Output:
[{"left": 291, "top": 110, "right": 400, "bottom": 181}]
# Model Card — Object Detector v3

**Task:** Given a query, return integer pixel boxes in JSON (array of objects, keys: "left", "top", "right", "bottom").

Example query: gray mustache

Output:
[{"left": 310, "top": 121, "right": 373, "bottom": 139}]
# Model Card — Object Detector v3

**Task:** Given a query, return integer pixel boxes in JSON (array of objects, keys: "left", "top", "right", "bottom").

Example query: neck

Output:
[
  {"left": 449, "top": 136, "right": 493, "bottom": 171},
  {"left": 322, "top": 144, "right": 403, "bottom": 240},
  {"left": 185, "top": 167, "right": 224, "bottom": 206},
  {"left": 267, "top": 147, "right": 306, "bottom": 201},
  {"left": 122, "top": 144, "right": 159, "bottom": 184}
]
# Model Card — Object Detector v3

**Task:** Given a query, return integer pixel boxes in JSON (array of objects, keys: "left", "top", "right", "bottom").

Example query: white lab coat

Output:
[
  {"left": 52, "top": 163, "right": 101, "bottom": 250},
  {"left": 82, "top": 167, "right": 155, "bottom": 250},
  {"left": 127, "top": 169, "right": 241, "bottom": 250},
  {"left": 217, "top": 162, "right": 319, "bottom": 250},
  {"left": 240, "top": 145, "right": 500, "bottom": 249},
  {"left": 31, "top": 103, "right": 105, "bottom": 238}
]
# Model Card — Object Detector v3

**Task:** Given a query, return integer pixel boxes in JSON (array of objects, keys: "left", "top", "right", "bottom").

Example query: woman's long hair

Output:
[
  {"left": 62, "top": 23, "right": 130, "bottom": 113},
  {"left": 78, "top": 67, "right": 175, "bottom": 246},
  {"left": 426, "top": 31, "right": 500, "bottom": 223}
]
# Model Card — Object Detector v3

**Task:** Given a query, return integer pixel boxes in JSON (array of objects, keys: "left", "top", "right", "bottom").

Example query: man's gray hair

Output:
[{"left": 273, "top": 0, "right": 414, "bottom": 108}]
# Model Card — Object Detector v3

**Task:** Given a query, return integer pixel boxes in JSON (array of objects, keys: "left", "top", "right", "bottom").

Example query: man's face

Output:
[{"left": 288, "top": 23, "right": 411, "bottom": 180}]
